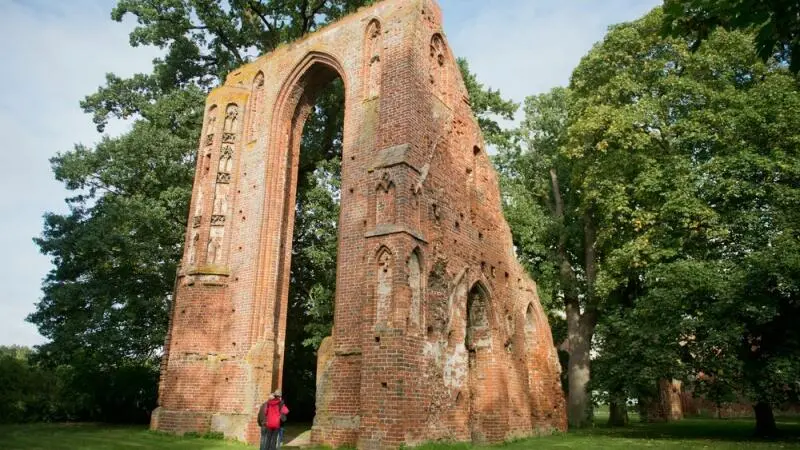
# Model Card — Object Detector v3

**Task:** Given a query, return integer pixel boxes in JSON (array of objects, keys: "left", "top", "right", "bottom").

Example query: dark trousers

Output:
[{"left": 260, "top": 426, "right": 280, "bottom": 450}]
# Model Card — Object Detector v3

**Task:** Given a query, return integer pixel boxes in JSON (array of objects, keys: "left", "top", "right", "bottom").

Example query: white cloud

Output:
[
  {"left": 0, "top": 0, "right": 660, "bottom": 347},
  {"left": 0, "top": 0, "right": 159, "bottom": 347}
]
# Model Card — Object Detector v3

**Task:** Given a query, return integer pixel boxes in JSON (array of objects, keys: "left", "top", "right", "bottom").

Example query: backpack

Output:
[{"left": 279, "top": 401, "right": 287, "bottom": 423}]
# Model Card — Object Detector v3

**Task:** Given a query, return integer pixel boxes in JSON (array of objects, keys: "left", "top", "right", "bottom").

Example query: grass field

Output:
[{"left": 1, "top": 417, "right": 799, "bottom": 449}]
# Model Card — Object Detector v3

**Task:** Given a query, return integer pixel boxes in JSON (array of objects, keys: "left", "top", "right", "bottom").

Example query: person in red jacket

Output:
[{"left": 257, "top": 390, "right": 289, "bottom": 450}]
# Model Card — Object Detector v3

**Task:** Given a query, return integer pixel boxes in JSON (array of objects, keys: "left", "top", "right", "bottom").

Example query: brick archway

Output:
[
  {"left": 151, "top": 1, "right": 566, "bottom": 447},
  {"left": 255, "top": 52, "right": 348, "bottom": 398}
]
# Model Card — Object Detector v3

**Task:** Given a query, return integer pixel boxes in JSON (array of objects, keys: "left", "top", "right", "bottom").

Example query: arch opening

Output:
[{"left": 273, "top": 58, "right": 347, "bottom": 425}]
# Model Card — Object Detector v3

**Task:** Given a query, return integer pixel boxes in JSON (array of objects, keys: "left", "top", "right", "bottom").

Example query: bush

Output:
[{"left": 0, "top": 346, "right": 158, "bottom": 424}]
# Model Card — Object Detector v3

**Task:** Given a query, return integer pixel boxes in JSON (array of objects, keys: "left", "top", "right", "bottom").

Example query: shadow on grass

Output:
[
  {"left": 0, "top": 423, "right": 250, "bottom": 449},
  {"left": 575, "top": 416, "right": 800, "bottom": 444},
  {"left": 4, "top": 418, "right": 800, "bottom": 449}
]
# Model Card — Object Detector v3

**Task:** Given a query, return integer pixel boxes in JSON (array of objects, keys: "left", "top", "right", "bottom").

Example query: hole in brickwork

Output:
[
  {"left": 427, "top": 325, "right": 434, "bottom": 336},
  {"left": 349, "top": 187, "right": 354, "bottom": 193},
  {"left": 478, "top": 232, "right": 483, "bottom": 241},
  {"left": 473, "top": 145, "right": 481, "bottom": 155},
  {"left": 375, "top": 336, "right": 380, "bottom": 343},
  {"left": 381, "top": 382, "right": 388, "bottom": 389},
  {"left": 454, "top": 221, "right": 460, "bottom": 231}
]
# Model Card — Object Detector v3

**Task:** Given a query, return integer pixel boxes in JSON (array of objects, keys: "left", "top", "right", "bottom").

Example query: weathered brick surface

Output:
[{"left": 152, "top": 0, "right": 567, "bottom": 447}]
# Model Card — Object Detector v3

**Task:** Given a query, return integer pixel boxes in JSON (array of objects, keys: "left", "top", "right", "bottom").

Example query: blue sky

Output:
[{"left": 0, "top": 0, "right": 659, "bottom": 347}]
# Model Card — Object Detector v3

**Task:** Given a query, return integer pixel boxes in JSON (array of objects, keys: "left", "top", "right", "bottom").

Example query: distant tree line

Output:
[{"left": 0, "top": 345, "right": 156, "bottom": 423}]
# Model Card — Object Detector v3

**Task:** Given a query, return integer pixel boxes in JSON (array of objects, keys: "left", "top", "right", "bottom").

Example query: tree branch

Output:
[
  {"left": 194, "top": 1, "right": 246, "bottom": 65},
  {"left": 248, "top": 0, "right": 276, "bottom": 33}
]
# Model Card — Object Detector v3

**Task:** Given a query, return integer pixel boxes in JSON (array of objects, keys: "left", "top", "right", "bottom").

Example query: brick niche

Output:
[{"left": 151, "top": 0, "right": 567, "bottom": 447}]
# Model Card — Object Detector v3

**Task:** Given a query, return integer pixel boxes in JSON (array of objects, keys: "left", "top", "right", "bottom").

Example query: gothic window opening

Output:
[
  {"left": 193, "top": 186, "right": 204, "bottom": 224},
  {"left": 525, "top": 303, "right": 536, "bottom": 332},
  {"left": 408, "top": 249, "right": 422, "bottom": 328},
  {"left": 364, "top": 19, "right": 382, "bottom": 99},
  {"left": 246, "top": 72, "right": 265, "bottom": 142},
  {"left": 223, "top": 103, "right": 239, "bottom": 143},
  {"left": 207, "top": 229, "right": 223, "bottom": 265},
  {"left": 203, "top": 105, "right": 218, "bottom": 171},
  {"left": 205, "top": 105, "right": 217, "bottom": 146},
  {"left": 188, "top": 232, "right": 199, "bottom": 265},
  {"left": 429, "top": 34, "right": 447, "bottom": 98},
  {"left": 466, "top": 282, "right": 490, "bottom": 350},
  {"left": 376, "top": 247, "right": 394, "bottom": 326},
  {"left": 376, "top": 173, "right": 396, "bottom": 225}
]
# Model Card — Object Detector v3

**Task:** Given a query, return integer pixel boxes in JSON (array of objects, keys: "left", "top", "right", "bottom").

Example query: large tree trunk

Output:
[
  {"left": 551, "top": 169, "right": 599, "bottom": 428},
  {"left": 753, "top": 401, "right": 777, "bottom": 437},
  {"left": 608, "top": 399, "right": 629, "bottom": 427},
  {"left": 566, "top": 303, "right": 594, "bottom": 428}
]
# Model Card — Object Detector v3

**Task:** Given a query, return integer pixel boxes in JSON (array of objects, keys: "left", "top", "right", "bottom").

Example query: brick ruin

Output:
[{"left": 150, "top": 0, "right": 567, "bottom": 447}]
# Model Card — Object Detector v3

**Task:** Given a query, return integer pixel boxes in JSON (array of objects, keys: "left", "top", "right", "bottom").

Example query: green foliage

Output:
[
  {"left": 83, "top": 0, "right": 376, "bottom": 131},
  {"left": 662, "top": 0, "right": 800, "bottom": 72},
  {"left": 31, "top": 0, "right": 375, "bottom": 422},
  {"left": 0, "top": 346, "right": 157, "bottom": 424},
  {"left": 501, "top": 5, "right": 800, "bottom": 430},
  {"left": 457, "top": 58, "right": 518, "bottom": 148},
  {"left": 0, "top": 348, "right": 59, "bottom": 423},
  {"left": 31, "top": 87, "right": 203, "bottom": 366},
  {"left": 580, "top": 8, "right": 800, "bottom": 418}
]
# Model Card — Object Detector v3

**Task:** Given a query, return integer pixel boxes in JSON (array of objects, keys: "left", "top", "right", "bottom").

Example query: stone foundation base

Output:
[
  {"left": 151, "top": 407, "right": 258, "bottom": 444},
  {"left": 311, "top": 414, "right": 360, "bottom": 448}
]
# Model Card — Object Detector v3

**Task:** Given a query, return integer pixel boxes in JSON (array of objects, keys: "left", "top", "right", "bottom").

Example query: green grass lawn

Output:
[{"left": 1, "top": 417, "right": 799, "bottom": 449}]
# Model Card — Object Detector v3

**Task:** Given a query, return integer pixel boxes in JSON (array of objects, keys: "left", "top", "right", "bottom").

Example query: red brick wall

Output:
[{"left": 152, "top": 0, "right": 567, "bottom": 447}]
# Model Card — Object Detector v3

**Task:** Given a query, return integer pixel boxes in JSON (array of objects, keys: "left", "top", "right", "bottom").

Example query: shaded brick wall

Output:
[{"left": 152, "top": 0, "right": 567, "bottom": 447}]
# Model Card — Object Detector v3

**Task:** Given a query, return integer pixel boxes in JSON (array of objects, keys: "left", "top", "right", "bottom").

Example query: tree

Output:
[
  {"left": 497, "top": 84, "right": 604, "bottom": 428},
  {"left": 662, "top": 0, "right": 800, "bottom": 72},
  {"left": 31, "top": 0, "right": 375, "bottom": 421},
  {"left": 457, "top": 58, "right": 518, "bottom": 148},
  {"left": 500, "top": 7, "right": 800, "bottom": 431}
]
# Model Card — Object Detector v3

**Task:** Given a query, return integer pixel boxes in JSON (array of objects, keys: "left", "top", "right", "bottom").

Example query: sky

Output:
[{"left": 0, "top": 0, "right": 659, "bottom": 347}]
